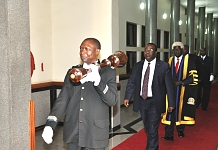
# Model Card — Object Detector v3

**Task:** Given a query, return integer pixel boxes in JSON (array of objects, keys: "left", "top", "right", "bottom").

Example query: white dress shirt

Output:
[
  {"left": 201, "top": 55, "right": 206, "bottom": 60},
  {"left": 174, "top": 55, "right": 183, "bottom": 69},
  {"left": 140, "top": 58, "right": 156, "bottom": 97}
]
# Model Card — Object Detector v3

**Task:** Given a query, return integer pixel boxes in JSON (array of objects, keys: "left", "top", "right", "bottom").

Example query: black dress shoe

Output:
[
  {"left": 202, "top": 108, "right": 207, "bottom": 111},
  {"left": 161, "top": 136, "right": 174, "bottom": 141},
  {"left": 178, "top": 131, "right": 184, "bottom": 137}
]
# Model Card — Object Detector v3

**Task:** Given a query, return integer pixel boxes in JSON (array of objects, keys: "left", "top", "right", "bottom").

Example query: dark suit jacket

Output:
[
  {"left": 198, "top": 55, "right": 213, "bottom": 83},
  {"left": 124, "top": 59, "right": 175, "bottom": 115}
]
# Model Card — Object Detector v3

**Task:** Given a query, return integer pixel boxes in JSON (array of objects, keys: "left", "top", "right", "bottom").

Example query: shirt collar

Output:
[
  {"left": 83, "top": 60, "right": 99, "bottom": 69},
  {"left": 144, "top": 58, "right": 156, "bottom": 65},
  {"left": 175, "top": 55, "right": 183, "bottom": 60}
]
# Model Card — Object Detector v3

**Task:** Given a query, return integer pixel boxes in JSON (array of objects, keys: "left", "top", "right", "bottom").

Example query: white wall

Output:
[
  {"left": 29, "top": 0, "right": 52, "bottom": 83},
  {"left": 51, "top": 0, "right": 116, "bottom": 81},
  {"left": 30, "top": 0, "right": 118, "bottom": 83},
  {"left": 29, "top": 0, "right": 199, "bottom": 83}
]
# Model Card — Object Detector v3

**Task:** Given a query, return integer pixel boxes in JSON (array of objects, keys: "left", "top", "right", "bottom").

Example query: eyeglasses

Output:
[
  {"left": 144, "top": 48, "right": 154, "bottom": 52},
  {"left": 80, "top": 47, "right": 93, "bottom": 51}
]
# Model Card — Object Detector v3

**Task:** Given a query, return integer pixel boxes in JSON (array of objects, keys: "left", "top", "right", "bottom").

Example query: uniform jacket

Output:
[
  {"left": 124, "top": 59, "right": 175, "bottom": 115},
  {"left": 46, "top": 65, "right": 118, "bottom": 148}
]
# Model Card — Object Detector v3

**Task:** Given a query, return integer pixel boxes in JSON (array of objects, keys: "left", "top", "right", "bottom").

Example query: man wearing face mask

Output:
[
  {"left": 161, "top": 42, "right": 198, "bottom": 141},
  {"left": 41, "top": 38, "right": 118, "bottom": 150},
  {"left": 124, "top": 43, "right": 175, "bottom": 150}
]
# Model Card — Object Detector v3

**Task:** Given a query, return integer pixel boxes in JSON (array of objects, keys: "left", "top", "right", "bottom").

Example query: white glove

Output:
[
  {"left": 80, "top": 64, "right": 101, "bottom": 86},
  {"left": 209, "top": 75, "right": 214, "bottom": 82},
  {"left": 42, "top": 126, "right": 53, "bottom": 144}
]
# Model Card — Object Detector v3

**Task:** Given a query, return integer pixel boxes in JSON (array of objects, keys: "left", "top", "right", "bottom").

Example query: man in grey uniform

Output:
[{"left": 42, "top": 38, "right": 118, "bottom": 150}]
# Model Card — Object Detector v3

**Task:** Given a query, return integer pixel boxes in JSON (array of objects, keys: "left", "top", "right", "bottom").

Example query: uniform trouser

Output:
[
  {"left": 140, "top": 98, "right": 161, "bottom": 150},
  {"left": 197, "top": 81, "right": 211, "bottom": 109},
  {"left": 164, "top": 109, "right": 185, "bottom": 137},
  {"left": 67, "top": 142, "right": 105, "bottom": 150}
]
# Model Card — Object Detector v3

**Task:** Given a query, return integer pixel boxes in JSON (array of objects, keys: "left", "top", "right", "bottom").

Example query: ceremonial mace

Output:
[{"left": 69, "top": 50, "right": 128, "bottom": 82}]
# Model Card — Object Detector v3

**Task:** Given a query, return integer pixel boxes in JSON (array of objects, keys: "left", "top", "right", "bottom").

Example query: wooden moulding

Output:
[{"left": 29, "top": 100, "right": 36, "bottom": 150}]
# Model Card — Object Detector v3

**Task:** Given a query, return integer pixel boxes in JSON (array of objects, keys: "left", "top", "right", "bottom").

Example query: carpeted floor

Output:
[{"left": 113, "top": 81, "right": 218, "bottom": 150}]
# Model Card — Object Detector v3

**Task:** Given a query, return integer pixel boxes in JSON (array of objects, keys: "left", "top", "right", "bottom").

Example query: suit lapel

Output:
[
  {"left": 138, "top": 60, "right": 144, "bottom": 83},
  {"left": 152, "top": 59, "right": 160, "bottom": 84},
  {"left": 153, "top": 59, "right": 160, "bottom": 74}
]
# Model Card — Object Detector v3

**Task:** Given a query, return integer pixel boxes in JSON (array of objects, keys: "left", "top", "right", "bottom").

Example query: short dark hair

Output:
[
  {"left": 200, "top": 47, "right": 206, "bottom": 51},
  {"left": 146, "top": 43, "right": 157, "bottom": 51},
  {"left": 84, "top": 38, "right": 101, "bottom": 49},
  {"left": 184, "top": 45, "right": 189, "bottom": 50}
]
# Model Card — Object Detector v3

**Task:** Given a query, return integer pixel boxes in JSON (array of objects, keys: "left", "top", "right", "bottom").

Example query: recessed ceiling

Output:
[{"left": 180, "top": 0, "right": 218, "bottom": 18}]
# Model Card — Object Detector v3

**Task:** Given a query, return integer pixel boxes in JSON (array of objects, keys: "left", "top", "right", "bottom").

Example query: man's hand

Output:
[
  {"left": 80, "top": 64, "right": 101, "bottom": 86},
  {"left": 124, "top": 99, "right": 130, "bottom": 107},
  {"left": 90, "top": 64, "right": 101, "bottom": 86},
  {"left": 167, "top": 107, "right": 174, "bottom": 112},
  {"left": 42, "top": 126, "right": 53, "bottom": 144},
  {"left": 209, "top": 75, "right": 214, "bottom": 82},
  {"left": 174, "top": 81, "right": 182, "bottom": 86}
]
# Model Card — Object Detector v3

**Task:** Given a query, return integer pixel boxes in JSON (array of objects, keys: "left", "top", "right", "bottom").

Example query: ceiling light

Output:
[
  {"left": 163, "top": 13, "right": 167, "bottom": 19},
  {"left": 140, "top": 2, "right": 145, "bottom": 10}
]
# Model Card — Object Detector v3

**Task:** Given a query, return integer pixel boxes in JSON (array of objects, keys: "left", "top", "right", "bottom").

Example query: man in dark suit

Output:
[
  {"left": 197, "top": 48, "right": 214, "bottom": 111},
  {"left": 161, "top": 42, "right": 198, "bottom": 140},
  {"left": 124, "top": 43, "right": 175, "bottom": 150},
  {"left": 42, "top": 38, "right": 118, "bottom": 150}
]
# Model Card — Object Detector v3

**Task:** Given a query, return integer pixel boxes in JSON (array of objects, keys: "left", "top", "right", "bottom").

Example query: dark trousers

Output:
[
  {"left": 197, "top": 81, "right": 211, "bottom": 109},
  {"left": 164, "top": 110, "right": 185, "bottom": 137},
  {"left": 67, "top": 142, "right": 105, "bottom": 150},
  {"left": 140, "top": 98, "right": 161, "bottom": 150}
]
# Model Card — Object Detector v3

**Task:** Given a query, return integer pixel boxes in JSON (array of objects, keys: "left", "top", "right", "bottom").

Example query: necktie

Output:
[
  {"left": 175, "top": 58, "right": 179, "bottom": 73},
  {"left": 142, "top": 63, "right": 150, "bottom": 99}
]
